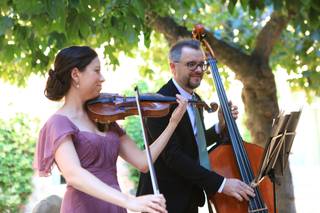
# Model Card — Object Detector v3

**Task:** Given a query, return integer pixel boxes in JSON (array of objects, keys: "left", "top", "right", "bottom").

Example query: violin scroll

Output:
[{"left": 210, "top": 102, "right": 219, "bottom": 112}]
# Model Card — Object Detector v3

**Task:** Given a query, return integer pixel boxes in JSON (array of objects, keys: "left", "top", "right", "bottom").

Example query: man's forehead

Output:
[{"left": 181, "top": 47, "right": 205, "bottom": 59}]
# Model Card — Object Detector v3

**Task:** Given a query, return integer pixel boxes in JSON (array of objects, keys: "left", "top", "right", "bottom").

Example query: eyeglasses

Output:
[{"left": 174, "top": 60, "right": 208, "bottom": 72}]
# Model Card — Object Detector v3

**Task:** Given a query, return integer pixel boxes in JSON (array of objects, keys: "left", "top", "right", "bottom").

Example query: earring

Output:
[{"left": 76, "top": 84, "right": 80, "bottom": 88}]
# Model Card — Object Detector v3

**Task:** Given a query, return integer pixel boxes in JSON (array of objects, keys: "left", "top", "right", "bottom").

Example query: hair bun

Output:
[{"left": 48, "top": 68, "right": 56, "bottom": 77}]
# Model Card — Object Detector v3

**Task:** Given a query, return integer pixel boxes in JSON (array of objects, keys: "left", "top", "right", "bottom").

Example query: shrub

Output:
[
  {"left": 123, "top": 116, "right": 144, "bottom": 188},
  {"left": 0, "top": 114, "right": 39, "bottom": 212}
]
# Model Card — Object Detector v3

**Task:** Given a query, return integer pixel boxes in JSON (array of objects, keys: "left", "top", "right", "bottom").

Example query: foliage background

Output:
[{"left": 0, "top": 114, "right": 39, "bottom": 212}]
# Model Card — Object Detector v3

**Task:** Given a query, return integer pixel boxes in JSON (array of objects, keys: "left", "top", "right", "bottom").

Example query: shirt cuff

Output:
[
  {"left": 214, "top": 123, "right": 221, "bottom": 134},
  {"left": 217, "top": 178, "right": 226, "bottom": 193}
]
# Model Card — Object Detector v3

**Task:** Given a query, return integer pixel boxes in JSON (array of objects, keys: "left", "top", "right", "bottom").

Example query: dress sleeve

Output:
[
  {"left": 33, "top": 116, "right": 78, "bottom": 177},
  {"left": 108, "top": 122, "right": 126, "bottom": 137}
]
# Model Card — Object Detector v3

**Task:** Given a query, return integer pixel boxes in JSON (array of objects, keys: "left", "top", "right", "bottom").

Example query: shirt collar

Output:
[{"left": 172, "top": 78, "right": 193, "bottom": 100}]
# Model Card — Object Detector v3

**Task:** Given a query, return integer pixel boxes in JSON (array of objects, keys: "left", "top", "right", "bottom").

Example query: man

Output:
[{"left": 137, "top": 39, "right": 254, "bottom": 213}]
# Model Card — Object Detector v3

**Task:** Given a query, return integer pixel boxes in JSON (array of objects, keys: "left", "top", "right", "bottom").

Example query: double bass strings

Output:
[{"left": 208, "top": 57, "right": 267, "bottom": 212}]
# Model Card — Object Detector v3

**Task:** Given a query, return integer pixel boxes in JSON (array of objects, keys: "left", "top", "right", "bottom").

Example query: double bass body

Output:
[{"left": 209, "top": 143, "right": 275, "bottom": 212}]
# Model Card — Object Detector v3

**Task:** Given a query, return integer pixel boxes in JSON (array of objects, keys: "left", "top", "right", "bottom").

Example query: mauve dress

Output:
[{"left": 33, "top": 114, "right": 127, "bottom": 213}]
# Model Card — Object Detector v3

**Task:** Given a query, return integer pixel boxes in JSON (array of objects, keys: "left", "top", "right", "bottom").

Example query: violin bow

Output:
[{"left": 134, "top": 86, "right": 160, "bottom": 195}]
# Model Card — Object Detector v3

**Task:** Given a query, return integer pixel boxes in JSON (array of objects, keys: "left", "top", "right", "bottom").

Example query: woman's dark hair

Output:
[{"left": 44, "top": 46, "right": 98, "bottom": 101}]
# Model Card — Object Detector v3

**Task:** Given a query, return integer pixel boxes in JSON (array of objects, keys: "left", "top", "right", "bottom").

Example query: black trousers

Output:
[
  {"left": 184, "top": 198, "right": 198, "bottom": 213},
  {"left": 184, "top": 196, "right": 214, "bottom": 213}
]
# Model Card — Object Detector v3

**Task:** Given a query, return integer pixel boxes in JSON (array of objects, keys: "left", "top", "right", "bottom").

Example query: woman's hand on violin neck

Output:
[
  {"left": 169, "top": 94, "right": 188, "bottom": 125},
  {"left": 222, "top": 178, "right": 255, "bottom": 202},
  {"left": 126, "top": 194, "right": 167, "bottom": 213}
]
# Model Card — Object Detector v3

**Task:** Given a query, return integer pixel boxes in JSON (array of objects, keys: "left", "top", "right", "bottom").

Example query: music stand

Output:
[{"left": 251, "top": 109, "right": 302, "bottom": 213}]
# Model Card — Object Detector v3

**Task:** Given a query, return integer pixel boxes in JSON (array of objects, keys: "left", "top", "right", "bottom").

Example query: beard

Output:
[
  {"left": 186, "top": 74, "right": 203, "bottom": 89},
  {"left": 187, "top": 80, "right": 200, "bottom": 89}
]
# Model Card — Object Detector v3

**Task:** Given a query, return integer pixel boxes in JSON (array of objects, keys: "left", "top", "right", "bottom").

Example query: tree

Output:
[{"left": 0, "top": 0, "right": 319, "bottom": 212}]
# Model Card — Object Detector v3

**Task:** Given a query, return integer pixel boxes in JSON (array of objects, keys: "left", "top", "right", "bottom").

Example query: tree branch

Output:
[
  {"left": 252, "top": 12, "right": 289, "bottom": 60},
  {"left": 146, "top": 11, "right": 253, "bottom": 80},
  {"left": 146, "top": 11, "right": 190, "bottom": 45},
  {"left": 204, "top": 32, "right": 252, "bottom": 78}
]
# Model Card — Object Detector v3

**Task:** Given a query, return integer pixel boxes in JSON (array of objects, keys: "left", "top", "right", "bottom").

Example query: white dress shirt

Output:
[{"left": 172, "top": 78, "right": 226, "bottom": 193}]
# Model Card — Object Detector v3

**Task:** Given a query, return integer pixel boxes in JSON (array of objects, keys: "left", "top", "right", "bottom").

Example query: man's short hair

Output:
[{"left": 169, "top": 39, "right": 201, "bottom": 62}]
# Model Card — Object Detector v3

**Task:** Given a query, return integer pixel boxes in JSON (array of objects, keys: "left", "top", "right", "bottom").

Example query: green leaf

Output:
[
  {"left": 228, "top": 0, "right": 237, "bottom": 13},
  {"left": 309, "top": 7, "right": 320, "bottom": 28},
  {"left": 272, "top": 0, "right": 284, "bottom": 10},
  {"left": 127, "top": 27, "right": 138, "bottom": 44},
  {"left": 88, "top": 0, "right": 101, "bottom": 10},
  {"left": 66, "top": 9, "right": 81, "bottom": 39},
  {"left": 48, "top": 32, "right": 67, "bottom": 49},
  {"left": 143, "top": 27, "right": 151, "bottom": 48},
  {"left": 13, "top": 25, "right": 28, "bottom": 43},
  {"left": 44, "top": 0, "right": 66, "bottom": 20},
  {"left": 300, "top": 0, "right": 311, "bottom": 6},
  {"left": 0, "top": 0, "right": 8, "bottom": 10},
  {"left": 311, "top": 30, "right": 320, "bottom": 41},
  {"left": 311, "top": 0, "right": 320, "bottom": 12},
  {"left": 104, "top": 45, "right": 119, "bottom": 66},
  {"left": 1, "top": 45, "right": 15, "bottom": 62},
  {"left": 0, "top": 16, "right": 13, "bottom": 36},
  {"left": 240, "top": 0, "right": 248, "bottom": 9},
  {"left": 79, "top": 0, "right": 91, "bottom": 12},
  {"left": 132, "top": 0, "right": 145, "bottom": 18},
  {"left": 255, "top": 0, "right": 265, "bottom": 10},
  {"left": 70, "top": 0, "right": 80, "bottom": 9},
  {"left": 0, "top": 114, "right": 38, "bottom": 211},
  {"left": 78, "top": 13, "right": 92, "bottom": 38},
  {"left": 12, "top": 0, "right": 44, "bottom": 15},
  {"left": 50, "top": 15, "right": 66, "bottom": 33}
]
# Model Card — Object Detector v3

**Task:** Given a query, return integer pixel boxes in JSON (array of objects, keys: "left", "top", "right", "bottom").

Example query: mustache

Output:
[{"left": 190, "top": 73, "right": 203, "bottom": 77}]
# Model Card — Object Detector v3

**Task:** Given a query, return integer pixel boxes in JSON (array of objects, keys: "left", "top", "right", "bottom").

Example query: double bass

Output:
[{"left": 192, "top": 25, "right": 276, "bottom": 213}]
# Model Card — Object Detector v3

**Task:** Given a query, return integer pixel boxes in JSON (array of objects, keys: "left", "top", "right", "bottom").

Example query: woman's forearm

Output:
[
  {"left": 147, "top": 119, "right": 178, "bottom": 164},
  {"left": 65, "top": 167, "right": 131, "bottom": 209}
]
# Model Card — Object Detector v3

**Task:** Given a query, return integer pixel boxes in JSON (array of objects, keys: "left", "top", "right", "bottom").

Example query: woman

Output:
[{"left": 33, "top": 46, "right": 187, "bottom": 213}]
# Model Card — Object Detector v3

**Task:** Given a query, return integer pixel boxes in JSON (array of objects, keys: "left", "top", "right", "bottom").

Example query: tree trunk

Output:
[
  {"left": 147, "top": 10, "right": 296, "bottom": 213},
  {"left": 240, "top": 60, "right": 297, "bottom": 213},
  {"left": 276, "top": 163, "right": 296, "bottom": 213},
  {"left": 240, "top": 63, "right": 279, "bottom": 147}
]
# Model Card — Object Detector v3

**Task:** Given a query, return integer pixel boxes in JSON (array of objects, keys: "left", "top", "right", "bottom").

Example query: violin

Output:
[{"left": 86, "top": 92, "right": 218, "bottom": 123}]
